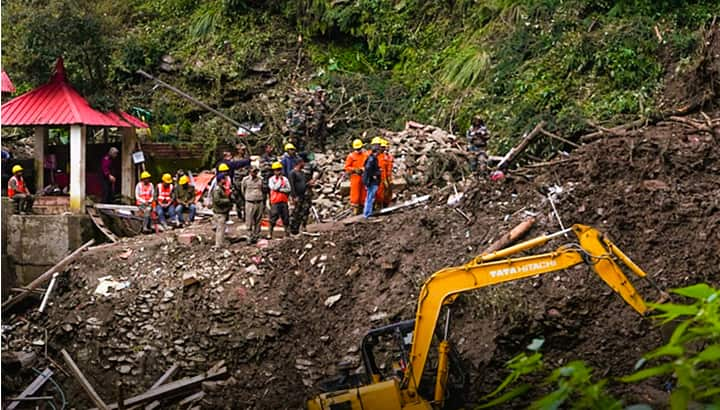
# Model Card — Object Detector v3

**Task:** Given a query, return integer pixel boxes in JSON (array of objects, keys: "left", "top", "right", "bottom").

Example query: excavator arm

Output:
[
  {"left": 401, "top": 224, "right": 650, "bottom": 405},
  {"left": 308, "top": 224, "right": 657, "bottom": 410}
]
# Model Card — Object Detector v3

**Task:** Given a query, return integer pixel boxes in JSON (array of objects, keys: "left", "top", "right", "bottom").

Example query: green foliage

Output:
[
  {"left": 477, "top": 283, "right": 720, "bottom": 409},
  {"left": 620, "top": 284, "right": 720, "bottom": 409},
  {"left": 1, "top": 0, "right": 118, "bottom": 110}
]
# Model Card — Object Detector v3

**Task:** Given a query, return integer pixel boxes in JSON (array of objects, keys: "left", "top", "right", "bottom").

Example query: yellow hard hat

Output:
[
  {"left": 140, "top": 171, "right": 151, "bottom": 179},
  {"left": 162, "top": 173, "right": 173, "bottom": 184},
  {"left": 179, "top": 175, "right": 189, "bottom": 185},
  {"left": 380, "top": 138, "right": 389, "bottom": 147},
  {"left": 284, "top": 143, "right": 296, "bottom": 151},
  {"left": 271, "top": 161, "right": 283, "bottom": 170},
  {"left": 12, "top": 165, "right": 23, "bottom": 174},
  {"left": 371, "top": 136, "right": 382, "bottom": 145},
  {"left": 352, "top": 139, "right": 363, "bottom": 149},
  {"left": 218, "top": 163, "right": 230, "bottom": 172}
]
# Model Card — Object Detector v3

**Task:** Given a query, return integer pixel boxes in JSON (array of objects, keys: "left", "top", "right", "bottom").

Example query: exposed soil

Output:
[{"left": 2, "top": 120, "right": 719, "bottom": 409}]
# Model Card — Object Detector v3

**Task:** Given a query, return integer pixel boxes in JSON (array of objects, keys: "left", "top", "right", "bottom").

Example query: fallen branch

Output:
[
  {"left": 539, "top": 128, "right": 581, "bottom": 148},
  {"left": 496, "top": 121, "right": 547, "bottom": 170},
  {"left": 481, "top": 217, "right": 537, "bottom": 255},
  {"left": 62, "top": 349, "right": 110, "bottom": 410},
  {"left": 581, "top": 118, "right": 647, "bottom": 142},
  {"left": 2, "top": 239, "right": 95, "bottom": 312},
  {"left": 521, "top": 158, "right": 574, "bottom": 169}
]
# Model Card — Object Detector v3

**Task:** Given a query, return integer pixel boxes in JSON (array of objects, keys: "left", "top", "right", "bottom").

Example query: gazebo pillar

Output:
[
  {"left": 120, "top": 127, "right": 137, "bottom": 198},
  {"left": 34, "top": 126, "right": 48, "bottom": 191},
  {"left": 69, "top": 125, "right": 86, "bottom": 213}
]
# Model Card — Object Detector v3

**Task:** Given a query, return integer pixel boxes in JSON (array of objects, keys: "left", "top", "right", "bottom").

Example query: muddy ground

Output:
[{"left": 2, "top": 121, "right": 719, "bottom": 409}]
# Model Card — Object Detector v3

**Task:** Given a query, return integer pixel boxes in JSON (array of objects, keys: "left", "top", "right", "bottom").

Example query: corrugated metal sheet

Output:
[
  {"left": 1, "top": 69, "right": 16, "bottom": 93},
  {"left": 0, "top": 58, "right": 147, "bottom": 128}
]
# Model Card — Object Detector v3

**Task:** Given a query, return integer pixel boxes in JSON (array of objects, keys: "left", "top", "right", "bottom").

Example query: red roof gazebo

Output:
[{"left": 1, "top": 58, "right": 148, "bottom": 212}]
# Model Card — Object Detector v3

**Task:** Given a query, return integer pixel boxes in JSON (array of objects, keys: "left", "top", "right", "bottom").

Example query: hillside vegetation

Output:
[{"left": 2, "top": 0, "right": 718, "bottom": 153}]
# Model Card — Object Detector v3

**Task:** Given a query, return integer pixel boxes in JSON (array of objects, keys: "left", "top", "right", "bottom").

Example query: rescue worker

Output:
[
  {"left": 362, "top": 140, "right": 381, "bottom": 218},
  {"left": 288, "top": 157, "right": 313, "bottom": 235},
  {"left": 376, "top": 138, "right": 394, "bottom": 207},
  {"left": 466, "top": 115, "right": 490, "bottom": 171},
  {"left": 173, "top": 175, "right": 196, "bottom": 225},
  {"left": 344, "top": 139, "right": 368, "bottom": 215},
  {"left": 280, "top": 143, "right": 299, "bottom": 177},
  {"left": 135, "top": 171, "right": 155, "bottom": 233},
  {"left": 259, "top": 144, "right": 277, "bottom": 206},
  {"left": 267, "top": 161, "right": 291, "bottom": 239},
  {"left": 241, "top": 166, "right": 264, "bottom": 244},
  {"left": 8, "top": 165, "right": 34, "bottom": 214},
  {"left": 231, "top": 144, "right": 251, "bottom": 220},
  {"left": 100, "top": 147, "right": 119, "bottom": 203},
  {"left": 155, "top": 173, "right": 175, "bottom": 229},
  {"left": 211, "top": 167, "right": 234, "bottom": 247}
]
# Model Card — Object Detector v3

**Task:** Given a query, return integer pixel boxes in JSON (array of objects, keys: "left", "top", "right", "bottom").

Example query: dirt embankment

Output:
[{"left": 2, "top": 121, "right": 719, "bottom": 409}]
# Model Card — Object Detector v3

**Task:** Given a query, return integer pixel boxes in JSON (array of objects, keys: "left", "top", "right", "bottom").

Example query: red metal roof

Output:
[
  {"left": 1, "top": 69, "right": 16, "bottom": 93},
  {"left": 0, "top": 57, "right": 147, "bottom": 128}
]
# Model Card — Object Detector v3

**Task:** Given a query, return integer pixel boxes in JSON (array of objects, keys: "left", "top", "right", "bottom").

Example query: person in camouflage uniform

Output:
[
  {"left": 288, "top": 156, "right": 314, "bottom": 235},
  {"left": 259, "top": 144, "right": 277, "bottom": 208},
  {"left": 230, "top": 144, "right": 251, "bottom": 220}
]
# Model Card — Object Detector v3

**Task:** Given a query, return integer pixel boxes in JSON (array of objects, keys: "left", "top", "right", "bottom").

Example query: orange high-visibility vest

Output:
[
  {"left": 157, "top": 183, "right": 174, "bottom": 206},
  {"left": 269, "top": 176, "right": 289, "bottom": 204},
  {"left": 7, "top": 176, "right": 26, "bottom": 198},
  {"left": 136, "top": 182, "right": 154, "bottom": 205}
]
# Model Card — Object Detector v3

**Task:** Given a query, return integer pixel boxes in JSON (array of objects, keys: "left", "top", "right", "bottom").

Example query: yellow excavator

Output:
[{"left": 308, "top": 224, "right": 665, "bottom": 410}]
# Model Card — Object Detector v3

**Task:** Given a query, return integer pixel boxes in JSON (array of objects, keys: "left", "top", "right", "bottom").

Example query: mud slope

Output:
[{"left": 2, "top": 123, "right": 718, "bottom": 409}]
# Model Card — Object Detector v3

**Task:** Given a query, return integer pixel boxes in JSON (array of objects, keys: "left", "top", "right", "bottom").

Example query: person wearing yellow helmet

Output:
[
  {"left": 155, "top": 173, "right": 176, "bottom": 229},
  {"left": 173, "top": 175, "right": 196, "bottom": 225},
  {"left": 281, "top": 142, "right": 299, "bottom": 177},
  {"left": 375, "top": 138, "right": 394, "bottom": 208},
  {"left": 344, "top": 139, "right": 368, "bottom": 215},
  {"left": 135, "top": 170, "right": 155, "bottom": 232},
  {"left": 268, "top": 161, "right": 291, "bottom": 238},
  {"left": 8, "top": 164, "right": 34, "bottom": 214}
]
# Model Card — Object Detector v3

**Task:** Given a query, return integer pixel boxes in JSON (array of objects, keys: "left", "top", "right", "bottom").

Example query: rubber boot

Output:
[{"left": 268, "top": 226, "right": 274, "bottom": 240}]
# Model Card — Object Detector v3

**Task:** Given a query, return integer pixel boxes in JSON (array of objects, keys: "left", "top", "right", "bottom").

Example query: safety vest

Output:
[
  {"left": 157, "top": 183, "right": 174, "bottom": 206},
  {"left": 136, "top": 182, "right": 154, "bottom": 205},
  {"left": 269, "top": 176, "right": 289, "bottom": 204},
  {"left": 7, "top": 176, "right": 26, "bottom": 198}
]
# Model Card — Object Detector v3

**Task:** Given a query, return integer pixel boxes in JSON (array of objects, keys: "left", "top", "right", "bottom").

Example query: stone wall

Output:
[{"left": 6, "top": 214, "right": 96, "bottom": 284}]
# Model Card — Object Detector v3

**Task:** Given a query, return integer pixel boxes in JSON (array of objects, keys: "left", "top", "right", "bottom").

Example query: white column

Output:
[
  {"left": 34, "top": 126, "right": 48, "bottom": 192},
  {"left": 120, "top": 128, "right": 137, "bottom": 199},
  {"left": 69, "top": 125, "right": 86, "bottom": 213}
]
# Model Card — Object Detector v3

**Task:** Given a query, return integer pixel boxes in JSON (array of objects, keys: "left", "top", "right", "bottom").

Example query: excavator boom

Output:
[{"left": 309, "top": 224, "right": 654, "bottom": 410}]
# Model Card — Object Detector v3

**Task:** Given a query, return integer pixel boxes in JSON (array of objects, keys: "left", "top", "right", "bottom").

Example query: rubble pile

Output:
[
  {"left": 311, "top": 121, "right": 472, "bottom": 220},
  {"left": 2, "top": 120, "right": 718, "bottom": 408}
]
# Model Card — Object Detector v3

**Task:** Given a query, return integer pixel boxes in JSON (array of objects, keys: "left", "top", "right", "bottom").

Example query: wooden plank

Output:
[
  {"left": 94, "top": 204, "right": 140, "bottom": 212},
  {"left": 61, "top": 349, "right": 110, "bottom": 410},
  {"left": 88, "top": 206, "right": 119, "bottom": 243},
  {"left": 2, "top": 239, "right": 95, "bottom": 312},
  {"left": 178, "top": 391, "right": 205, "bottom": 405},
  {"left": 7, "top": 368, "right": 53, "bottom": 410},
  {"left": 132, "top": 364, "right": 180, "bottom": 410},
  {"left": 94, "top": 368, "right": 227, "bottom": 410}
]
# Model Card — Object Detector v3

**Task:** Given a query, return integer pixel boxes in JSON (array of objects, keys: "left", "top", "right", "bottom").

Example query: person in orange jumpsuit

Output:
[
  {"left": 344, "top": 138, "right": 368, "bottom": 215},
  {"left": 376, "top": 138, "right": 394, "bottom": 207}
]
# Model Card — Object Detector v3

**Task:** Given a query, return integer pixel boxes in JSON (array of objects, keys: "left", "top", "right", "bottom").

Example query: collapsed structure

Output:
[{"left": 2, "top": 116, "right": 718, "bottom": 408}]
